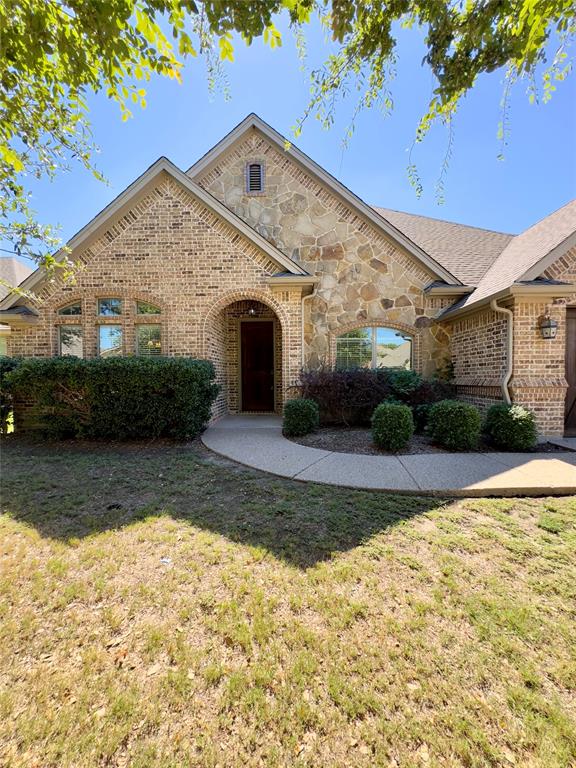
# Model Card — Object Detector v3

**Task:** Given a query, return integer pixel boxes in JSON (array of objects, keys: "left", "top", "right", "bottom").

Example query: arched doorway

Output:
[{"left": 204, "top": 297, "right": 284, "bottom": 417}]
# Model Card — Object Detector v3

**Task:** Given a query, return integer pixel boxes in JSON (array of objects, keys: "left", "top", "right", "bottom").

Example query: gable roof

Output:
[
  {"left": 445, "top": 198, "right": 576, "bottom": 315},
  {"left": 0, "top": 157, "right": 308, "bottom": 310},
  {"left": 187, "top": 113, "right": 461, "bottom": 285},
  {"left": 373, "top": 208, "right": 514, "bottom": 285}
]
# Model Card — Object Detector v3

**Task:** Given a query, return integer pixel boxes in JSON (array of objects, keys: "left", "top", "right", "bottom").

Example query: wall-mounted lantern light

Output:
[
  {"left": 247, "top": 303, "right": 257, "bottom": 317},
  {"left": 539, "top": 314, "right": 558, "bottom": 339}
]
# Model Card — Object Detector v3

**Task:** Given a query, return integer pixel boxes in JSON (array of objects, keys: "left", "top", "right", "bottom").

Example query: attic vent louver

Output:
[{"left": 246, "top": 162, "right": 264, "bottom": 193}]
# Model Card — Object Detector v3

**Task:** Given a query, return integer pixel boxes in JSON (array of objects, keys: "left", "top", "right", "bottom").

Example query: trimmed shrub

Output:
[
  {"left": 484, "top": 403, "right": 538, "bottom": 451},
  {"left": 371, "top": 402, "right": 414, "bottom": 452},
  {"left": 283, "top": 398, "right": 319, "bottom": 437},
  {"left": 4, "top": 356, "right": 218, "bottom": 439},
  {"left": 428, "top": 399, "right": 481, "bottom": 451},
  {"left": 0, "top": 357, "right": 22, "bottom": 433}
]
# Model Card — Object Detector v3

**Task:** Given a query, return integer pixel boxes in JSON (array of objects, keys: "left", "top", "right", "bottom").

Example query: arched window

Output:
[
  {"left": 335, "top": 327, "right": 412, "bottom": 370},
  {"left": 58, "top": 301, "right": 81, "bottom": 316},
  {"left": 136, "top": 300, "right": 161, "bottom": 315}
]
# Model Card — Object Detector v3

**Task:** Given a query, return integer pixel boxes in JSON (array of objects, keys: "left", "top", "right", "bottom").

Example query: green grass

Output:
[{"left": 1, "top": 436, "right": 575, "bottom": 768}]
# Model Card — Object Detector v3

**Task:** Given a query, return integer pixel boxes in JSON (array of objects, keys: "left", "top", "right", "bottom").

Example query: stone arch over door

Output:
[
  {"left": 328, "top": 319, "right": 422, "bottom": 371},
  {"left": 203, "top": 289, "right": 290, "bottom": 418}
]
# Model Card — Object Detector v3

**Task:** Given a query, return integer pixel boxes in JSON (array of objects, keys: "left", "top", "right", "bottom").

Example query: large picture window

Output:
[
  {"left": 59, "top": 326, "right": 83, "bottom": 357},
  {"left": 336, "top": 327, "right": 412, "bottom": 370},
  {"left": 98, "top": 325, "right": 123, "bottom": 357}
]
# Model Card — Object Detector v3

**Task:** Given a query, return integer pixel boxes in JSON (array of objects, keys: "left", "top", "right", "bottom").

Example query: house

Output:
[
  {"left": 0, "top": 114, "right": 574, "bottom": 436},
  {"left": 0, "top": 258, "right": 34, "bottom": 356}
]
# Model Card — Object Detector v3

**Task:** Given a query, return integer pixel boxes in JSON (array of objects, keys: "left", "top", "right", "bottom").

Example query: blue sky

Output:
[{"left": 19, "top": 15, "right": 576, "bottom": 267}]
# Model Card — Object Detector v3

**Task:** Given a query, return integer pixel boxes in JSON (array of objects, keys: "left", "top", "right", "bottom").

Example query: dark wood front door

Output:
[
  {"left": 241, "top": 321, "right": 275, "bottom": 412},
  {"left": 566, "top": 308, "right": 576, "bottom": 435}
]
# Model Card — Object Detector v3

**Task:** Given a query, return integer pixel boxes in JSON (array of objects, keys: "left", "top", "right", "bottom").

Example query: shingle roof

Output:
[
  {"left": 456, "top": 198, "right": 576, "bottom": 310},
  {"left": 373, "top": 208, "right": 514, "bottom": 285},
  {"left": 0, "top": 257, "right": 33, "bottom": 300}
]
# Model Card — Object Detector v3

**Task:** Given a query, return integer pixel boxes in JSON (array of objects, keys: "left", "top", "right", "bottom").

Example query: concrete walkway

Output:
[{"left": 202, "top": 415, "right": 576, "bottom": 496}]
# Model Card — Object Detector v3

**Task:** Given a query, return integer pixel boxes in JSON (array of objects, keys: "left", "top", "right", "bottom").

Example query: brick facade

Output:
[{"left": 446, "top": 245, "right": 576, "bottom": 435}]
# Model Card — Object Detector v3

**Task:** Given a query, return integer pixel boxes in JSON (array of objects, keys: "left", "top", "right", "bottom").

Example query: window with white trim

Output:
[
  {"left": 335, "top": 327, "right": 412, "bottom": 370},
  {"left": 246, "top": 162, "right": 264, "bottom": 193},
  {"left": 59, "top": 325, "right": 83, "bottom": 357}
]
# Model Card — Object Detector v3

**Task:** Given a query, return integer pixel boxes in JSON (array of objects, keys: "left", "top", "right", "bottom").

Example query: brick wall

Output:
[{"left": 8, "top": 174, "right": 302, "bottom": 419}]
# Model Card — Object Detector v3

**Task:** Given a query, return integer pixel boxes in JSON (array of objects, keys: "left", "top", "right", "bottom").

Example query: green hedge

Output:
[
  {"left": 484, "top": 403, "right": 538, "bottom": 451},
  {"left": 4, "top": 356, "right": 218, "bottom": 439},
  {"left": 283, "top": 398, "right": 319, "bottom": 437},
  {"left": 371, "top": 402, "right": 414, "bottom": 452},
  {"left": 0, "top": 357, "right": 21, "bottom": 433},
  {"left": 428, "top": 399, "right": 481, "bottom": 451}
]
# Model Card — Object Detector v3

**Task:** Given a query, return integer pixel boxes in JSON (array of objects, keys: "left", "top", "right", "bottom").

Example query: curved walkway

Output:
[{"left": 202, "top": 415, "right": 576, "bottom": 496}]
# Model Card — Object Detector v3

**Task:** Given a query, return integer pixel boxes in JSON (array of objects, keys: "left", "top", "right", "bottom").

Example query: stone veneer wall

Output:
[
  {"left": 195, "top": 130, "right": 452, "bottom": 376},
  {"left": 7, "top": 174, "right": 302, "bottom": 418}
]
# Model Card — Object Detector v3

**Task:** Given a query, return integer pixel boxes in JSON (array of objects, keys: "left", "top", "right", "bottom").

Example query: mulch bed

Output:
[{"left": 289, "top": 426, "right": 570, "bottom": 456}]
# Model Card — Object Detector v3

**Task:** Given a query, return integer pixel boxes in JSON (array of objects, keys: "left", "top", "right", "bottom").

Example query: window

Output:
[
  {"left": 0, "top": 337, "right": 7, "bottom": 357},
  {"left": 98, "top": 298, "right": 122, "bottom": 316},
  {"left": 137, "top": 325, "right": 162, "bottom": 356},
  {"left": 59, "top": 326, "right": 83, "bottom": 357},
  {"left": 336, "top": 327, "right": 412, "bottom": 370},
  {"left": 58, "top": 302, "right": 82, "bottom": 316},
  {"left": 98, "top": 325, "right": 123, "bottom": 356},
  {"left": 136, "top": 300, "right": 161, "bottom": 315},
  {"left": 246, "top": 162, "right": 264, "bottom": 193}
]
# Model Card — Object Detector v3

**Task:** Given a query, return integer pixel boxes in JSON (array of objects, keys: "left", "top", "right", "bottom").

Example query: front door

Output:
[
  {"left": 565, "top": 308, "right": 576, "bottom": 435},
  {"left": 241, "top": 321, "right": 275, "bottom": 412}
]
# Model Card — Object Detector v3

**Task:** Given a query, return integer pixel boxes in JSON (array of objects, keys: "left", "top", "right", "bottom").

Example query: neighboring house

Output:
[
  {"left": 0, "top": 114, "right": 574, "bottom": 436},
  {"left": 0, "top": 258, "right": 34, "bottom": 356}
]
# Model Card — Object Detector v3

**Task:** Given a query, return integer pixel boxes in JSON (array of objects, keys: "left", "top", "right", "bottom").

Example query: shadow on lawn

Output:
[{"left": 1, "top": 436, "right": 448, "bottom": 569}]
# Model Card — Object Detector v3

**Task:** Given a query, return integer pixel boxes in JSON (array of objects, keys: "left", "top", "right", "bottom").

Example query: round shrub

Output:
[
  {"left": 428, "top": 399, "right": 481, "bottom": 451},
  {"left": 283, "top": 398, "right": 319, "bottom": 437},
  {"left": 484, "top": 403, "right": 538, "bottom": 451},
  {"left": 371, "top": 402, "right": 414, "bottom": 452}
]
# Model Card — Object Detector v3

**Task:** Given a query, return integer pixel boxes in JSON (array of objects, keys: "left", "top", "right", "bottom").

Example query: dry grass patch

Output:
[{"left": 1, "top": 437, "right": 575, "bottom": 767}]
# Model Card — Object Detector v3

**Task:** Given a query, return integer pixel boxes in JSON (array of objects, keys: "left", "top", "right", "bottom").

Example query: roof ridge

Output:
[{"left": 373, "top": 206, "right": 516, "bottom": 237}]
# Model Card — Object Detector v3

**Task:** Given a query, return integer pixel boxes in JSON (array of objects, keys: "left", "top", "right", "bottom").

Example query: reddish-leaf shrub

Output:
[{"left": 298, "top": 367, "right": 453, "bottom": 426}]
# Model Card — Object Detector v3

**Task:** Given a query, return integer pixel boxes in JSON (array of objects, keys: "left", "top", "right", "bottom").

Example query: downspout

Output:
[
  {"left": 490, "top": 298, "right": 513, "bottom": 405},
  {"left": 301, "top": 286, "right": 318, "bottom": 368}
]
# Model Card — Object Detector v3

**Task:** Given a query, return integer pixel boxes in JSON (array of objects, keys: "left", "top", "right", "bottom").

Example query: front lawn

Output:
[{"left": 1, "top": 438, "right": 575, "bottom": 767}]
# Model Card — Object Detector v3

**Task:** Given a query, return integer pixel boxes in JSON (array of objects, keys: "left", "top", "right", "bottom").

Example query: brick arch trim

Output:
[
  {"left": 327, "top": 319, "right": 422, "bottom": 372},
  {"left": 202, "top": 288, "right": 290, "bottom": 356}
]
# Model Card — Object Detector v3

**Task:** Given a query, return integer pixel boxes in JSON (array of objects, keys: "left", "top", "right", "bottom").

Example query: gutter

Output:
[{"left": 490, "top": 298, "right": 513, "bottom": 405}]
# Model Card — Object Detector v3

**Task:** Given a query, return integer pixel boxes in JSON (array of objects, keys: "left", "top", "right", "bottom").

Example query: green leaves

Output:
[{"left": 0, "top": 0, "right": 573, "bottom": 287}]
